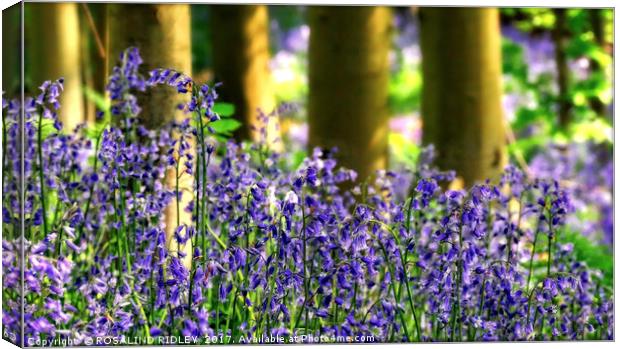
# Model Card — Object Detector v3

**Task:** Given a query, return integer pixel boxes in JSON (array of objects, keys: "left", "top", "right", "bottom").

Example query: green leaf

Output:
[
  {"left": 39, "top": 117, "right": 58, "bottom": 139},
  {"left": 207, "top": 118, "right": 242, "bottom": 136},
  {"left": 290, "top": 150, "right": 308, "bottom": 170},
  {"left": 212, "top": 103, "right": 235, "bottom": 117}
]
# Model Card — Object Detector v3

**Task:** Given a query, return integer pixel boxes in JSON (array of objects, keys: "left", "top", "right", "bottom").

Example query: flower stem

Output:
[
  {"left": 546, "top": 208, "right": 554, "bottom": 277},
  {"left": 527, "top": 224, "right": 541, "bottom": 291},
  {"left": 374, "top": 226, "right": 410, "bottom": 341},
  {"left": 37, "top": 112, "right": 49, "bottom": 239},
  {"left": 547, "top": 233, "right": 553, "bottom": 277},
  {"left": 79, "top": 128, "right": 104, "bottom": 240}
]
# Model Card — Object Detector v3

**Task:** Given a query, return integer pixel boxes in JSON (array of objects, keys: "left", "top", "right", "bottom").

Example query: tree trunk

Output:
[
  {"left": 26, "top": 3, "right": 84, "bottom": 132},
  {"left": 552, "top": 8, "right": 571, "bottom": 129},
  {"left": 419, "top": 7, "right": 506, "bottom": 187},
  {"left": 79, "top": 3, "right": 108, "bottom": 124},
  {"left": 210, "top": 5, "right": 275, "bottom": 142},
  {"left": 588, "top": 9, "right": 606, "bottom": 117},
  {"left": 108, "top": 4, "right": 193, "bottom": 268},
  {"left": 108, "top": 4, "right": 192, "bottom": 128},
  {"left": 2, "top": 4, "right": 21, "bottom": 97},
  {"left": 308, "top": 6, "right": 392, "bottom": 182}
]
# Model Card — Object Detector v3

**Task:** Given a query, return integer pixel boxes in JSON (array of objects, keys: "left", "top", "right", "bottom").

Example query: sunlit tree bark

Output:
[
  {"left": 420, "top": 7, "right": 506, "bottom": 187},
  {"left": 308, "top": 6, "right": 392, "bottom": 182},
  {"left": 210, "top": 5, "right": 276, "bottom": 142},
  {"left": 26, "top": 3, "right": 84, "bottom": 132},
  {"left": 108, "top": 4, "right": 192, "bottom": 128},
  {"left": 108, "top": 4, "right": 193, "bottom": 268}
]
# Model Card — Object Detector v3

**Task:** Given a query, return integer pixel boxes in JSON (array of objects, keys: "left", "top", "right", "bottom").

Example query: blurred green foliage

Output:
[
  {"left": 388, "top": 55, "right": 422, "bottom": 116},
  {"left": 501, "top": 8, "right": 613, "bottom": 162},
  {"left": 272, "top": 52, "right": 308, "bottom": 107},
  {"left": 270, "top": 6, "right": 305, "bottom": 28},
  {"left": 559, "top": 228, "right": 613, "bottom": 287},
  {"left": 389, "top": 132, "right": 421, "bottom": 169},
  {"left": 502, "top": 8, "right": 556, "bottom": 31}
]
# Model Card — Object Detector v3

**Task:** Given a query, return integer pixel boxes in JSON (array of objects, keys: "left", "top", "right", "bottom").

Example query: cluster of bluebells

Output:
[
  {"left": 529, "top": 142, "right": 613, "bottom": 246},
  {"left": 2, "top": 47, "right": 613, "bottom": 346},
  {"left": 107, "top": 47, "right": 146, "bottom": 122}
]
